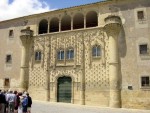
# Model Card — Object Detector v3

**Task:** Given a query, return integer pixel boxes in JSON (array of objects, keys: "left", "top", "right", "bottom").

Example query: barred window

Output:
[
  {"left": 139, "top": 44, "right": 148, "bottom": 55},
  {"left": 141, "top": 76, "right": 150, "bottom": 87}
]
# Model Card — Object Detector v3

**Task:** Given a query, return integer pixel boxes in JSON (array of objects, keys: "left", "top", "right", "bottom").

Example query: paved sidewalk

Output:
[{"left": 31, "top": 100, "right": 150, "bottom": 113}]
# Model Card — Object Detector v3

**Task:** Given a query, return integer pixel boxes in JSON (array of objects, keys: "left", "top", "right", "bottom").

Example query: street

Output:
[{"left": 31, "top": 100, "right": 150, "bottom": 113}]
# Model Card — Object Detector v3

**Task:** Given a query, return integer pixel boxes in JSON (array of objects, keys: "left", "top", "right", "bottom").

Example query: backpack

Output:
[{"left": 22, "top": 97, "right": 28, "bottom": 106}]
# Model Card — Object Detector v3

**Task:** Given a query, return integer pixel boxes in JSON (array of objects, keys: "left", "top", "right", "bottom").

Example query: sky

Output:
[{"left": 0, "top": 0, "right": 104, "bottom": 21}]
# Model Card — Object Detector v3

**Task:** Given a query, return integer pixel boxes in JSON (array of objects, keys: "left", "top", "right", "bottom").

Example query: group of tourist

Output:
[{"left": 0, "top": 89, "right": 32, "bottom": 113}]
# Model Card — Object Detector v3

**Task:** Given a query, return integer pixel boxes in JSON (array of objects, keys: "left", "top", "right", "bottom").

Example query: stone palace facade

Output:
[{"left": 0, "top": 0, "right": 150, "bottom": 109}]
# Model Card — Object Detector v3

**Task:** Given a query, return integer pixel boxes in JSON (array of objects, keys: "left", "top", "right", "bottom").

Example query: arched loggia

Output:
[
  {"left": 61, "top": 15, "right": 71, "bottom": 31},
  {"left": 38, "top": 19, "right": 48, "bottom": 34},
  {"left": 73, "top": 13, "right": 84, "bottom": 29},
  {"left": 50, "top": 17, "right": 59, "bottom": 33},
  {"left": 86, "top": 11, "right": 98, "bottom": 28}
]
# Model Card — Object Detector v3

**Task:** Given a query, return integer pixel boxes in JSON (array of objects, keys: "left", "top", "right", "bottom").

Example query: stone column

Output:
[
  {"left": 59, "top": 20, "right": 61, "bottom": 32},
  {"left": 71, "top": 16, "right": 73, "bottom": 30},
  {"left": 104, "top": 16, "right": 122, "bottom": 108},
  {"left": 47, "top": 20, "right": 50, "bottom": 33},
  {"left": 20, "top": 27, "right": 33, "bottom": 91},
  {"left": 84, "top": 15, "right": 86, "bottom": 28}
]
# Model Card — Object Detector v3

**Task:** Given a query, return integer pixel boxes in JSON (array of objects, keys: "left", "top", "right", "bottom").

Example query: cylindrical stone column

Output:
[
  {"left": 104, "top": 15, "right": 122, "bottom": 108},
  {"left": 84, "top": 15, "right": 86, "bottom": 29},
  {"left": 71, "top": 16, "right": 73, "bottom": 30},
  {"left": 20, "top": 27, "right": 33, "bottom": 91},
  {"left": 59, "top": 20, "right": 61, "bottom": 32}
]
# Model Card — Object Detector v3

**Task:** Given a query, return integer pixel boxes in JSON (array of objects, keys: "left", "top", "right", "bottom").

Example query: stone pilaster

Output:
[
  {"left": 80, "top": 34, "right": 85, "bottom": 105},
  {"left": 104, "top": 16, "right": 122, "bottom": 108},
  {"left": 46, "top": 38, "right": 50, "bottom": 101},
  {"left": 20, "top": 27, "right": 33, "bottom": 91}
]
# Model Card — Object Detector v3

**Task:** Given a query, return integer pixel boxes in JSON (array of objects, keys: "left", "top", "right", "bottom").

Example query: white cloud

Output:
[{"left": 0, "top": 0, "right": 51, "bottom": 21}]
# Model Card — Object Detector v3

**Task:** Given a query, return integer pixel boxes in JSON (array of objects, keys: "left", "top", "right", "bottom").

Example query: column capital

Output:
[
  {"left": 20, "top": 27, "right": 33, "bottom": 46},
  {"left": 104, "top": 15, "right": 122, "bottom": 36}
]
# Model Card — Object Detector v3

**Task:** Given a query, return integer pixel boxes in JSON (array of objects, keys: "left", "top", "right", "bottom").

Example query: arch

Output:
[
  {"left": 73, "top": 13, "right": 84, "bottom": 29},
  {"left": 61, "top": 15, "right": 71, "bottom": 31},
  {"left": 50, "top": 17, "right": 59, "bottom": 33},
  {"left": 57, "top": 76, "right": 72, "bottom": 103},
  {"left": 86, "top": 11, "right": 98, "bottom": 28},
  {"left": 38, "top": 19, "right": 48, "bottom": 34}
]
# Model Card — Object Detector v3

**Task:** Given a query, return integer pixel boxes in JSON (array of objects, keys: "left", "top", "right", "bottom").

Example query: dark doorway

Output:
[{"left": 57, "top": 76, "right": 72, "bottom": 103}]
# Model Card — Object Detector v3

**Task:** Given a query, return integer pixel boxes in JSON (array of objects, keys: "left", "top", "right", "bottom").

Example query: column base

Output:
[{"left": 109, "top": 90, "right": 121, "bottom": 108}]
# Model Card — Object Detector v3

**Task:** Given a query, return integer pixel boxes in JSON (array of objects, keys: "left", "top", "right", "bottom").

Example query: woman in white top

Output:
[{"left": 18, "top": 93, "right": 23, "bottom": 113}]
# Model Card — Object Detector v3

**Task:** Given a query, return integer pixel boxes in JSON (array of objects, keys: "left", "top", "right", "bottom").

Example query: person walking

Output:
[
  {"left": 7, "top": 90, "right": 16, "bottom": 113},
  {"left": 18, "top": 92, "right": 23, "bottom": 113},
  {"left": 0, "top": 90, "right": 2, "bottom": 113},
  {"left": 0, "top": 90, "right": 6, "bottom": 113},
  {"left": 14, "top": 91, "right": 20, "bottom": 113},
  {"left": 27, "top": 93, "right": 32, "bottom": 113},
  {"left": 22, "top": 94, "right": 28, "bottom": 113},
  {"left": 0, "top": 91, "right": 6, "bottom": 113}
]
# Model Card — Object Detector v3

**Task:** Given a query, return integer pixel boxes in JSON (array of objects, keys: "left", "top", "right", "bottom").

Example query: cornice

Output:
[{"left": 0, "top": 0, "right": 113, "bottom": 24}]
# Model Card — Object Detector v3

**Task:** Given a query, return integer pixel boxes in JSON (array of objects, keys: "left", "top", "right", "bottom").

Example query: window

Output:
[
  {"left": 9, "top": 30, "right": 14, "bottom": 37},
  {"left": 57, "top": 49, "right": 64, "bottom": 60},
  {"left": 137, "top": 11, "right": 144, "bottom": 20},
  {"left": 92, "top": 45, "right": 101, "bottom": 58},
  {"left": 141, "top": 76, "right": 150, "bottom": 87},
  {"left": 67, "top": 48, "right": 74, "bottom": 60},
  {"left": 4, "top": 78, "right": 10, "bottom": 87},
  {"left": 6, "top": 55, "right": 12, "bottom": 63},
  {"left": 139, "top": 44, "right": 148, "bottom": 55},
  {"left": 35, "top": 51, "right": 41, "bottom": 61}
]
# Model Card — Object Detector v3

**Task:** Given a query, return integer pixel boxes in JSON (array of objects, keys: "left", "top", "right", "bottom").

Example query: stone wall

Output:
[{"left": 0, "top": 0, "right": 150, "bottom": 109}]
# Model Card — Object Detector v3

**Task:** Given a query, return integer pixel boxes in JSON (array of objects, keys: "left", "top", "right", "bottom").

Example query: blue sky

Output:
[
  {"left": 0, "top": 0, "right": 104, "bottom": 21},
  {"left": 45, "top": 0, "right": 104, "bottom": 9}
]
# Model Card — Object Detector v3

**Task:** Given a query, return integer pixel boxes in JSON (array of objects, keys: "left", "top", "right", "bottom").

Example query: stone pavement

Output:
[{"left": 31, "top": 100, "right": 150, "bottom": 113}]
